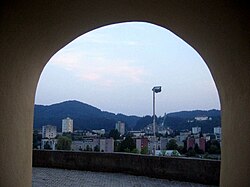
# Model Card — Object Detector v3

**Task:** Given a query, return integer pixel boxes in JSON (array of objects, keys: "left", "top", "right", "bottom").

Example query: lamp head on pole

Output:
[{"left": 152, "top": 86, "right": 161, "bottom": 93}]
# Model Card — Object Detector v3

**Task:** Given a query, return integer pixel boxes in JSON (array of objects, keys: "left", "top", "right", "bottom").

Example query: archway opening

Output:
[{"left": 34, "top": 21, "right": 221, "bottom": 157}]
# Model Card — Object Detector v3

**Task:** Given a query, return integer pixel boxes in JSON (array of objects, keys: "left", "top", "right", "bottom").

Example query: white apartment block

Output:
[
  {"left": 214, "top": 126, "right": 221, "bottom": 134},
  {"left": 42, "top": 125, "right": 57, "bottom": 139},
  {"left": 62, "top": 117, "right": 73, "bottom": 133},
  {"left": 192, "top": 126, "right": 201, "bottom": 134},
  {"left": 115, "top": 121, "right": 125, "bottom": 135}
]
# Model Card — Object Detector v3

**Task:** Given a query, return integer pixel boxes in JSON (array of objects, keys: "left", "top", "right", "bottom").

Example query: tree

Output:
[
  {"left": 186, "top": 147, "right": 196, "bottom": 157},
  {"left": 182, "top": 140, "right": 187, "bottom": 154},
  {"left": 119, "top": 135, "right": 135, "bottom": 152},
  {"left": 166, "top": 139, "right": 178, "bottom": 150},
  {"left": 56, "top": 136, "right": 72, "bottom": 150},
  {"left": 209, "top": 145, "right": 218, "bottom": 154},
  {"left": 177, "top": 145, "right": 185, "bottom": 154},
  {"left": 206, "top": 140, "right": 221, "bottom": 154},
  {"left": 194, "top": 143, "right": 200, "bottom": 153},
  {"left": 84, "top": 145, "right": 92, "bottom": 151},
  {"left": 171, "top": 150, "right": 180, "bottom": 156},
  {"left": 140, "top": 146, "right": 148, "bottom": 154},
  {"left": 109, "top": 129, "right": 120, "bottom": 140},
  {"left": 131, "top": 148, "right": 139, "bottom": 154},
  {"left": 62, "top": 132, "right": 72, "bottom": 140},
  {"left": 161, "top": 150, "right": 166, "bottom": 156},
  {"left": 124, "top": 148, "right": 130, "bottom": 152},
  {"left": 194, "top": 143, "right": 204, "bottom": 154},
  {"left": 114, "top": 141, "right": 121, "bottom": 152},
  {"left": 44, "top": 141, "right": 52, "bottom": 150},
  {"left": 94, "top": 145, "right": 100, "bottom": 152}
]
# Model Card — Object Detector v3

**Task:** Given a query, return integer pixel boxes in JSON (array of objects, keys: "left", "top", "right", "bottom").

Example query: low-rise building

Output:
[
  {"left": 159, "top": 137, "right": 168, "bottom": 150},
  {"left": 187, "top": 137, "right": 195, "bottom": 149},
  {"left": 82, "top": 138, "right": 100, "bottom": 151},
  {"left": 41, "top": 139, "right": 57, "bottom": 150},
  {"left": 179, "top": 130, "right": 191, "bottom": 142},
  {"left": 147, "top": 136, "right": 155, "bottom": 153},
  {"left": 129, "top": 131, "right": 145, "bottom": 137},
  {"left": 71, "top": 138, "right": 100, "bottom": 151},
  {"left": 199, "top": 137, "right": 206, "bottom": 152},
  {"left": 187, "top": 136, "right": 205, "bottom": 152},
  {"left": 100, "top": 138, "right": 114, "bottom": 153},
  {"left": 85, "top": 131, "right": 98, "bottom": 137},
  {"left": 71, "top": 141, "right": 84, "bottom": 151},
  {"left": 136, "top": 138, "right": 149, "bottom": 153},
  {"left": 204, "top": 133, "right": 216, "bottom": 142},
  {"left": 92, "top": 129, "right": 105, "bottom": 135}
]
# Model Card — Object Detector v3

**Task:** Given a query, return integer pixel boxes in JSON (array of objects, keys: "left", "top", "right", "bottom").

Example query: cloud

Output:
[
  {"left": 80, "top": 31, "right": 141, "bottom": 46},
  {"left": 77, "top": 59, "right": 147, "bottom": 87},
  {"left": 50, "top": 50, "right": 83, "bottom": 71},
  {"left": 48, "top": 50, "right": 147, "bottom": 87}
]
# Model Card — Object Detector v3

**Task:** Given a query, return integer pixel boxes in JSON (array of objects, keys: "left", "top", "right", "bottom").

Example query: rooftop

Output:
[{"left": 32, "top": 167, "right": 217, "bottom": 187}]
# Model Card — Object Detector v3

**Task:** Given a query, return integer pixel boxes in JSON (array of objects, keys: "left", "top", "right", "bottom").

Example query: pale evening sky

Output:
[{"left": 35, "top": 22, "right": 220, "bottom": 117}]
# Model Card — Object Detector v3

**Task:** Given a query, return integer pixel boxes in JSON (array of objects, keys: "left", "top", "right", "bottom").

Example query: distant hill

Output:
[
  {"left": 167, "top": 109, "right": 220, "bottom": 119},
  {"left": 134, "top": 109, "right": 221, "bottom": 133},
  {"left": 34, "top": 100, "right": 140, "bottom": 131},
  {"left": 133, "top": 115, "right": 153, "bottom": 130},
  {"left": 34, "top": 100, "right": 221, "bottom": 133}
]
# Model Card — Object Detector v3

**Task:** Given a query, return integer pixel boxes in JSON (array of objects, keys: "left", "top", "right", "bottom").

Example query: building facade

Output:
[
  {"left": 187, "top": 137, "right": 195, "bottom": 150},
  {"left": 136, "top": 138, "right": 149, "bottom": 152},
  {"left": 115, "top": 121, "right": 125, "bottom": 135},
  {"left": 179, "top": 130, "right": 191, "bottom": 142},
  {"left": 199, "top": 137, "right": 206, "bottom": 152},
  {"left": 42, "top": 125, "right": 57, "bottom": 139},
  {"left": 214, "top": 127, "right": 221, "bottom": 135},
  {"left": 192, "top": 126, "right": 201, "bottom": 134},
  {"left": 41, "top": 139, "right": 57, "bottom": 150},
  {"left": 82, "top": 138, "right": 99, "bottom": 151},
  {"left": 92, "top": 129, "right": 105, "bottom": 135},
  {"left": 100, "top": 138, "right": 114, "bottom": 153},
  {"left": 62, "top": 117, "right": 73, "bottom": 133}
]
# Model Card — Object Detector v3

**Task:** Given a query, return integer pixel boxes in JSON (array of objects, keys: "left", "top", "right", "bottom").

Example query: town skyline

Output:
[{"left": 34, "top": 100, "right": 221, "bottom": 133}]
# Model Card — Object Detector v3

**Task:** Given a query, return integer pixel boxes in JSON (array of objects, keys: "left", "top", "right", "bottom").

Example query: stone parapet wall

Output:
[{"left": 33, "top": 150, "right": 220, "bottom": 185}]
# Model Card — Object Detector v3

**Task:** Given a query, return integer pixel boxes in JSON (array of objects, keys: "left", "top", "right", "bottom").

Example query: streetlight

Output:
[{"left": 152, "top": 86, "right": 161, "bottom": 155}]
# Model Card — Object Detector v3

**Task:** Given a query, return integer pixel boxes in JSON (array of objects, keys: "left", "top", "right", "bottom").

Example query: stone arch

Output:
[{"left": 0, "top": 1, "right": 249, "bottom": 187}]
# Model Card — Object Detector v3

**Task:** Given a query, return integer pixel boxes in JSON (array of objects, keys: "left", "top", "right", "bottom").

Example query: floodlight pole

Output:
[
  {"left": 152, "top": 86, "right": 161, "bottom": 156},
  {"left": 153, "top": 90, "right": 156, "bottom": 155}
]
